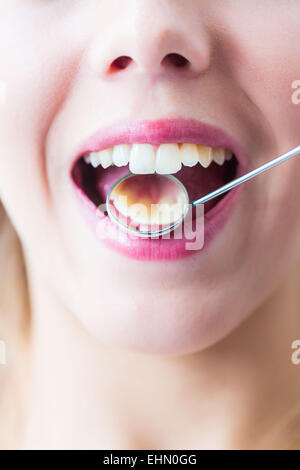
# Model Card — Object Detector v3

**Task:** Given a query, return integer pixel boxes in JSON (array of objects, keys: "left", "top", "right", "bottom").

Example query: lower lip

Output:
[{"left": 72, "top": 176, "right": 243, "bottom": 261}]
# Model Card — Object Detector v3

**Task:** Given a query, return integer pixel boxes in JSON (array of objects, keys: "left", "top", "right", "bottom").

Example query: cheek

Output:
[
  {"left": 217, "top": 6, "right": 300, "bottom": 146},
  {"left": 0, "top": 8, "right": 86, "bottom": 236},
  {"left": 248, "top": 159, "right": 300, "bottom": 289}
]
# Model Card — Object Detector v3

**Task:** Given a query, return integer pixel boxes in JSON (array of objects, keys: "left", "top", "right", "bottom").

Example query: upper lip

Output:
[{"left": 71, "top": 117, "right": 246, "bottom": 171}]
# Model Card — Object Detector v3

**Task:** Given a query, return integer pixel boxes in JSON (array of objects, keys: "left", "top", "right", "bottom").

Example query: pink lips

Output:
[{"left": 71, "top": 118, "right": 247, "bottom": 261}]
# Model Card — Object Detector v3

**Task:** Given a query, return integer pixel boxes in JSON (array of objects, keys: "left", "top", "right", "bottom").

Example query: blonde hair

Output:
[{"left": 0, "top": 200, "right": 30, "bottom": 448}]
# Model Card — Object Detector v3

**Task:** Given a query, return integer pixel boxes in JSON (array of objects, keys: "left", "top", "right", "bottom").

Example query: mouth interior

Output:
[{"left": 71, "top": 152, "right": 238, "bottom": 219}]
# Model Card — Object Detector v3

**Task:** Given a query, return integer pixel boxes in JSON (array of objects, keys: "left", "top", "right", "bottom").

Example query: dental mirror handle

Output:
[{"left": 192, "top": 145, "right": 300, "bottom": 207}]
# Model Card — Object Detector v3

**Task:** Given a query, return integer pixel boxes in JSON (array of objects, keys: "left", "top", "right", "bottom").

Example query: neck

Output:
[{"left": 21, "top": 262, "right": 300, "bottom": 450}]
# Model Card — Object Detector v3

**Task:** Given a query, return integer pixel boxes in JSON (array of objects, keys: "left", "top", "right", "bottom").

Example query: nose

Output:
[{"left": 89, "top": 0, "right": 211, "bottom": 81}]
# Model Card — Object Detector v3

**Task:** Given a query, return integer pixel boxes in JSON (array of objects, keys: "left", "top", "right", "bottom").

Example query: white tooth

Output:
[
  {"left": 90, "top": 152, "right": 102, "bottom": 168},
  {"left": 84, "top": 154, "right": 91, "bottom": 164},
  {"left": 112, "top": 144, "right": 130, "bottom": 167},
  {"left": 213, "top": 147, "right": 226, "bottom": 165},
  {"left": 99, "top": 148, "right": 113, "bottom": 168},
  {"left": 156, "top": 144, "right": 182, "bottom": 174},
  {"left": 180, "top": 144, "right": 198, "bottom": 167},
  {"left": 129, "top": 144, "right": 156, "bottom": 174},
  {"left": 198, "top": 145, "right": 213, "bottom": 168},
  {"left": 225, "top": 149, "right": 233, "bottom": 161}
]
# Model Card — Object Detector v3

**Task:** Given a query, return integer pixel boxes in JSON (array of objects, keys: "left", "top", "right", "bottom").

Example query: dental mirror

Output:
[
  {"left": 106, "top": 173, "right": 190, "bottom": 238},
  {"left": 106, "top": 145, "right": 300, "bottom": 238}
]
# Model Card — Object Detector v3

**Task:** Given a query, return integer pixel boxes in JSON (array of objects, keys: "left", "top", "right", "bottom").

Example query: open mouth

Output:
[{"left": 71, "top": 143, "right": 239, "bottom": 225}]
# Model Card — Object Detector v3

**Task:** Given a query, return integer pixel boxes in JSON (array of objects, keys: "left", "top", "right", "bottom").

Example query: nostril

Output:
[
  {"left": 162, "top": 53, "right": 189, "bottom": 69},
  {"left": 109, "top": 56, "right": 132, "bottom": 73},
  {"left": 108, "top": 53, "right": 190, "bottom": 75}
]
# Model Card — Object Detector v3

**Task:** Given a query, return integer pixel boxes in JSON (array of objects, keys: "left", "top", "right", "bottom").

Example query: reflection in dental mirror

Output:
[{"left": 106, "top": 174, "right": 190, "bottom": 238}]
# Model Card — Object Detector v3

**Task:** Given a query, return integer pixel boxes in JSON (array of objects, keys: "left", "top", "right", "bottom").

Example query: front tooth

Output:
[
  {"left": 129, "top": 144, "right": 156, "bottom": 174},
  {"left": 112, "top": 144, "right": 130, "bottom": 167},
  {"left": 198, "top": 145, "right": 213, "bottom": 168},
  {"left": 213, "top": 148, "right": 226, "bottom": 165},
  {"left": 90, "top": 152, "right": 102, "bottom": 168},
  {"left": 156, "top": 144, "right": 182, "bottom": 174},
  {"left": 180, "top": 144, "right": 198, "bottom": 167}
]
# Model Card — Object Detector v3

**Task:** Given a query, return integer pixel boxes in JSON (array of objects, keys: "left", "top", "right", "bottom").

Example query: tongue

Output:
[{"left": 110, "top": 174, "right": 185, "bottom": 204}]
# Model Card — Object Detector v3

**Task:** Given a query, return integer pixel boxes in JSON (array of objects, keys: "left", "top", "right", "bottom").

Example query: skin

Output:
[{"left": 0, "top": 0, "right": 300, "bottom": 449}]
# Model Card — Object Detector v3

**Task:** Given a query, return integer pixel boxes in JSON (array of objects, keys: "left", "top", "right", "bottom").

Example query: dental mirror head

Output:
[{"left": 106, "top": 173, "right": 190, "bottom": 238}]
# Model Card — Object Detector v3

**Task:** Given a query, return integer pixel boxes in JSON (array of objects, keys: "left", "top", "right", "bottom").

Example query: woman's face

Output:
[{"left": 0, "top": 0, "right": 299, "bottom": 354}]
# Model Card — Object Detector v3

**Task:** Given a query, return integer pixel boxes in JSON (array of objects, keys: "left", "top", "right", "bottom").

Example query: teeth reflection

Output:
[{"left": 114, "top": 195, "right": 186, "bottom": 225}]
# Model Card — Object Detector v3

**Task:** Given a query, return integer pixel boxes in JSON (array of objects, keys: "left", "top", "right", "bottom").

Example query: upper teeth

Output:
[{"left": 84, "top": 143, "right": 233, "bottom": 174}]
